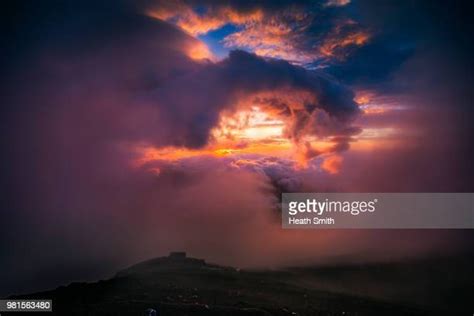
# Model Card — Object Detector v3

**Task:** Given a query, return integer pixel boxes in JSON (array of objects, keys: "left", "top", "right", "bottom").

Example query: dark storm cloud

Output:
[
  {"left": 3, "top": 1, "right": 361, "bottom": 150},
  {"left": 324, "top": 38, "right": 414, "bottom": 85},
  {"left": 326, "top": 0, "right": 474, "bottom": 87},
  {"left": 151, "top": 49, "right": 359, "bottom": 147},
  {"left": 0, "top": 0, "right": 200, "bottom": 295}
]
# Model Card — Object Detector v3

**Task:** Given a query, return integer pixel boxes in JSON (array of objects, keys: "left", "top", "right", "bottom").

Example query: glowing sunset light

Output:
[
  {"left": 321, "top": 155, "right": 344, "bottom": 174},
  {"left": 3, "top": 1, "right": 474, "bottom": 305},
  {"left": 132, "top": 102, "right": 402, "bottom": 172},
  {"left": 212, "top": 107, "right": 285, "bottom": 142},
  {"left": 186, "top": 41, "right": 214, "bottom": 60},
  {"left": 146, "top": 5, "right": 263, "bottom": 36}
]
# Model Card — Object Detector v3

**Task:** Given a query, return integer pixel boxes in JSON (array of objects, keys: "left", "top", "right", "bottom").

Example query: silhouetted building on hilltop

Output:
[{"left": 115, "top": 251, "right": 236, "bottom": 278}]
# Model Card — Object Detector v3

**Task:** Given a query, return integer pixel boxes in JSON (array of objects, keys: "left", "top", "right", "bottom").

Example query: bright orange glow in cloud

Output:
[
  {"left": 211, "top": 106, "right": 286, "bottom": 142},
  {"left": 133, "top": 106, "right": 294, "bottom": 168},
  {"left": 186, "top": 41, "right": 214, "bottom": 60},
  {"left": 147, "top": 4, "right": 263, "bottom": 36},
  {"left": 355, "top": 90, "right": 376, "bottom": 105},
  {"left": 325, "top": 0, "right": 351, "bottom": 7},
  {"left": 321, "top": 155, "right": 343, "bottom": 174},
  {"left": 355, "top": 89, "right": 411, "bottom": 116},
  {"left": 132, "top": 96, "right": 407, "bottom": 175},
  {"left": 133, "top": 0, "right": 401, "bottom": 175},
  {"left": 222, "top": 11, "right": 316, "bottom": 64},
  {"left": 129, "top": 77, "right": 411, "bottom": 175},
  {"left": 146, "top": 2, "right": 370, "bottom": 65},
  {"left": 319, "top": 20, "right": 370, "bottom": 59}
]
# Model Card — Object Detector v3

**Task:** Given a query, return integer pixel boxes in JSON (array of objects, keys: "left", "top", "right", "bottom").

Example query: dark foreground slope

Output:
[{"left": 8, "top": 253, "right": 473, "bottom": 315}]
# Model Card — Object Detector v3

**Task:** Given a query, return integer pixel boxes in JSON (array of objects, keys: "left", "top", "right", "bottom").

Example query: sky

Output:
[{"left": 1, "top": 0, "right": 473, "bottom": 295}]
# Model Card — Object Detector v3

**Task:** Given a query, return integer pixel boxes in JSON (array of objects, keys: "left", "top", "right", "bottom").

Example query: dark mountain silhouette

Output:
[{"left": 7, "top": 252, "right": 473, "bottom": 315}]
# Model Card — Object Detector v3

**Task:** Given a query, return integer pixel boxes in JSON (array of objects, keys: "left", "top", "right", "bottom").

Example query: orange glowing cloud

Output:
[
  {"left": 185, "top": 41, "right": 214, "bottom": 60},
  {"left": 133, "top": 97, "right": 358, "bottom": 173},
  {"left": 321, "top": 155, "right": 343, "bottom": 174},
  {"left": 127, "top": 77, "right": 414, "bottom": 177},
  {"left": 146, "top": 2, "right": 369, "bottom": 65},
  {"left": 131, "top": 106, "right": 294, "bottom": 168},
  {"left": 325, "top": 0, "right": 351, "bottom": 7},
  {"left": 147, "top": 3, "right": 263, "bottom": 36},
  {"left": 211, "top": 106, "right": 285, "bottom": 142},
  {"left": 222, "top": 13, "right": 369, "bottom": 64},
  {"left": 355, "top": 90, "right": 376, "bottom": 105},
  {"left": 355, "top": 90, "right": 390, "bottom": 114},
  {"left": 222, "top": 11, "right": 315, "bottom": 64},
  {"left": 147, "top": 2, "right": 312, "bottom": 63},
  {"left": 319, "top": 20, "right": 370, "bottom": 59}
]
